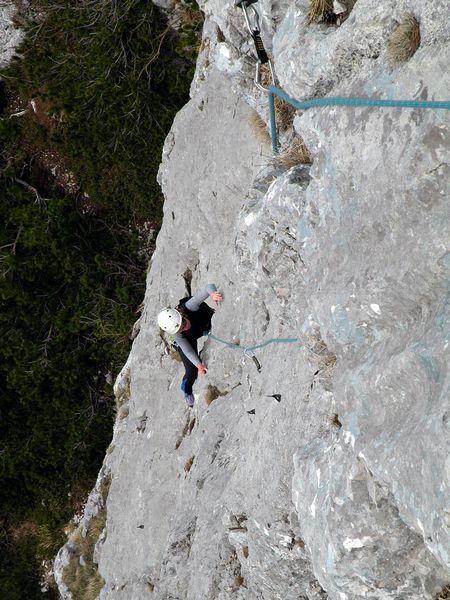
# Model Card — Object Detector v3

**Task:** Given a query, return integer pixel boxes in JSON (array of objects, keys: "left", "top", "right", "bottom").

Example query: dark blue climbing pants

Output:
[{"left": 179, "top": 341, "right": 198, "bottom": 395}]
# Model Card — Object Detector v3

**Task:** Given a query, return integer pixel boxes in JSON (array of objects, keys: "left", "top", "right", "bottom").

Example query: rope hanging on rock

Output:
[
  {"left": 268, "top": 85, "right": 450, "bottom": 152},
  {"left": 236, "top": 1, "right": 450, "bottom": 155},
  {"left": 236, "top": 0, "right": 278, "bottom": 153},
  {"left": 207, "top": 332, "right": 300, "bottom": 372},
  {"left": 268, "top": 86, "right": 450, "bottom": 111}
]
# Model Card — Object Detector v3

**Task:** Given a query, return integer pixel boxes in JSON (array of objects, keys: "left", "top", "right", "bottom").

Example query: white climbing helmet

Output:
[{"left": 157, "top": 308, "right": 183, "bottom": 334}]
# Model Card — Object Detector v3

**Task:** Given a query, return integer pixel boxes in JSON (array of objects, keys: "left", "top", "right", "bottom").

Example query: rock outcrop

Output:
[
  {"left": 55, "top": 1, "right": 450, "bottom": 598},
  {"left": 0, "top": 3, "right": 22, "bottom": 68}
]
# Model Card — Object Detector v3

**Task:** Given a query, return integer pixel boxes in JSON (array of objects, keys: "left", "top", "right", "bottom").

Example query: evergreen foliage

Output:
[
  {"left": 7, "top": 0, "right": 193, "bottom": 220},
  {"left": 0, "top": 104, "right": 144, "bottom": 599},
  {"left": 0, "top": 0, "right": 199, "bottom": 596}
]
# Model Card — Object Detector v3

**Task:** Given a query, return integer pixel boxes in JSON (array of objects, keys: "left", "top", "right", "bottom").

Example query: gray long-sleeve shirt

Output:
[{"left": 174, "top": 284, "right": 217, "bottom": 366}]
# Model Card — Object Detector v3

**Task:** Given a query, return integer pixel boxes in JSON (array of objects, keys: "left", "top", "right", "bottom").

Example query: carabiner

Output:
[
  {"left": 244, "top": 348, "right": 262, "bottom": 372},
  {"left": 235, "top": 1, "right": 259, "bottom": 14},
  {"left": 240, "top": 2, "right": 261, "bottom": 37},
  {"left": 238, "top": 2, "right": 272, "bottom": 75}
]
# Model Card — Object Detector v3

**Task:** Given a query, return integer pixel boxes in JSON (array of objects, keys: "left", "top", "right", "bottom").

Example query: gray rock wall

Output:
[
  {"left": 55, "top": 1, "right": 450, "bottom": 598},
  {"left": 0, "top": 2, "right": 22, "bottom": 68}
]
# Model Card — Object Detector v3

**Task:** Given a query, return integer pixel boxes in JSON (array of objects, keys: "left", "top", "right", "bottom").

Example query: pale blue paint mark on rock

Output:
[
  {"left": 296, "top": 217, "right": 314, "bottom": 245},
  {"left": 418, "top": 354, "right": 441, "bottom": 384},
  {"left": 329, "top": 307, "right": 366, "bottom": 347}
]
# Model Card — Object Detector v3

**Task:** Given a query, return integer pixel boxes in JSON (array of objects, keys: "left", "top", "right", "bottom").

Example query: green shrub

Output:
[
  {"left": 3, "top": 0, "right": 194, "bottom": 222},
  {"left": 173, "top": 0, "right": 204, "bottom": 62},
  {"left": 0, "top": 1, "right": 197, "bottom": 597}
]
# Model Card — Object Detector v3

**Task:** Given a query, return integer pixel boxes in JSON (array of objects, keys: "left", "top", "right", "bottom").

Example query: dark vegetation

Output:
[
  {"left": 435, "top": 585, "right": 450, "bottom": 600},
  {"left": 0, "top": 0, "right": 201, "bottom": 596}
]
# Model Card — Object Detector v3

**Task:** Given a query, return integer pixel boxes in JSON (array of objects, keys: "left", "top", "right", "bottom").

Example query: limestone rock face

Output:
[
  {"left": 0, "top": 2, "right": 22, "bottom": 68},
  {"left": 55, "top": 1, "right": 449, "bottom": 598}
]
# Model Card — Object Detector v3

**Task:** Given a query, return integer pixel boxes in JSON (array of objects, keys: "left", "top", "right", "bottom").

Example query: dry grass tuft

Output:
[
  {"left": 68, "top": 525, "right": 84, "bottom": 546},
  {"left": 181, "top": 417, "right": 190, "bottom": 439},
  {"left": 258, "top": 64, "right": 295, "bottom": 133},
  {"left": 275, "top": 97, "right": 296, "bottom": 133},
  {"left": 259, "top": 63, "right": 272, "bottom": 87},
  {"left": 188, "top": 417, "right": 196, "bottom": 434},
  {"left": 100, "top": 474, "right": 112, "bottom": 500},
  {"left": 435, "top": 586, "right": 450, "bottom": 599},
  {"left": 304, "top": 333, "right": 337, "bottom": 378},
  {"left": 259, "top": 64, "right": 295, "bottom": 132},
  {"left": 307, "top": 0, "right": 333, "bottom": 24},
  {"left": 249, "top": 109, "right": 271, "bottom": 145},
  {"left": 64, "top": 521, "right": 77, "bottom": 537},
  {"left": 330, "top": 413, "right": 342, "bottom": 429},
  {"left": 170, "top": 349, "right": 182, "bottom": 362},
  {"left": 387, "top": 14, "right": 420, "bottom": 64},
  {"left": 117, "top": 405, "right": 129, "bottom": 420},
  {"left": 275, "top": 135, "right": 312, "bottom": 169},
  {"left": 182, "top": 266, "right": 193, "bottom": 295},
  {"left": 176, "top": 415, "right": 195, "bottom": 449},
  {"left": 85, "top": 576, "right": 105, "bottom": 599},
  {"left": 62, "top": 509, "right": 106, "bottom": 599},
  {"left": 114, "top": 366, "right": 131, "bottom": 409},
  {"left": 204, "top": 384, "right": 227, "bottom": 406},
  {"left": 184, "top": 456, "right": 195, "bottom": 472},
  {"left": 62, "top": 474, "right": 111, "bottom": 599}
]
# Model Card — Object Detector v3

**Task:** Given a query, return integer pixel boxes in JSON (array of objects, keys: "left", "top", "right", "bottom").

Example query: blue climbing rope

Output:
[
  {"left": 268, "top": 84, "right": 450, "bottom": 153},
  {"left": 268, "top": 85, "right": 450, "bottom": 111},
  {"left": 208, "top": 332, "right": 299, "bottom": 354},
  {"left": 268, "top": 91, "right": 278, "bottom": 155}
]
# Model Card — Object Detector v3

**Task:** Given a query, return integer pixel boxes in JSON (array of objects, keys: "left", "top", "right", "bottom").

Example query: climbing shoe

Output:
[{"left": 184, "top": 393, "right": 195, "bottom": 408}]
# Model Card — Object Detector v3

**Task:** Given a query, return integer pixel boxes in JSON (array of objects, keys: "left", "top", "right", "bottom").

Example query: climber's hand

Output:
[
  {"left": 197, "top": 364, "right": 207, "bottom": 376},
  {"left": 210, "top": 291, "right": 223, "bottom": 306}
]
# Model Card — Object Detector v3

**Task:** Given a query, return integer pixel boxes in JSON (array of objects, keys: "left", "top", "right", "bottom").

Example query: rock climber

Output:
[{"left": 157, "top": 284, "right": 222, "bottom": 407}]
